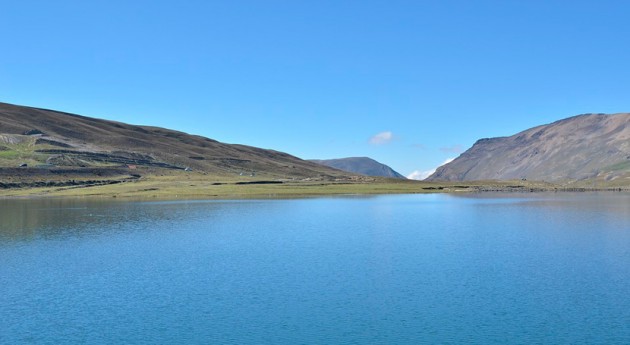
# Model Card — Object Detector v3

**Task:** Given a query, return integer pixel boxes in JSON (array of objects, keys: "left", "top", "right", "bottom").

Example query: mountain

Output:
[
  {"left": 0, "top": 102, "right": 349, "bottom": 180},
  {"left": 310, "top": 157, "right": 406, "bottom": 179},
  {"left": 427, "top": 113, "right": 630, "bottom": 182}
]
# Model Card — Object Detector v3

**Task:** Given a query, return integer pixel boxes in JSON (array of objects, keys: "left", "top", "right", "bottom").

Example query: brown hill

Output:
[
  {"left": 427, "top": 113, "right": 630, "bottom": 182},
  {"left": 310, "top": 157, "right": 406, "bottom": 179},
  {"left": 0, "top": 102, "right": 348, "bottom": 180}
]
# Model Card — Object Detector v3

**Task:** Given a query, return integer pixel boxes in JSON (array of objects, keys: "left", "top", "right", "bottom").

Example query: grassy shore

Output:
[{"left": 3, "top": 170, "right": 627, "bottom": 200}]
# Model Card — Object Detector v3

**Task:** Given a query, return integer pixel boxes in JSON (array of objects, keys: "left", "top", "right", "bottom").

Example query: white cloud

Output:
[
  {"left": 407, "top": 170, "right": 434, "bottom": 180},
  {"left": 442, "top": 157, "right": 455, "bottom": 165},
  {"left": 407, "top": 157, "right": 455, "bottom": 180},
  {"left": 369, "top": 131, "right": 393, "bottom": 145}
]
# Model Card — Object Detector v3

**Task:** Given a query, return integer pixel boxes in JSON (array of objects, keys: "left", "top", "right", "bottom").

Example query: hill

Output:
[
  {"left": 310, "top": 157, "right": 406, "bottom": 179},
  {"left": 0, "top": 102, "right": 349, "bottom": 181},
  {"left": 427, "top": 113, "right": 630, "bottom": 183}
]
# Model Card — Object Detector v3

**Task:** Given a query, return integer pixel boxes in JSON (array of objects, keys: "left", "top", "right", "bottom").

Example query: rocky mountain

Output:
[
  {"left": 427, "top": 113, "right": 630, "bottom": 182},
  {"left": 0, "top": 102, "right": 348, "bottom": 180},
  {"left": 310, "top": 157, "right": 406, "bottom": 179}
]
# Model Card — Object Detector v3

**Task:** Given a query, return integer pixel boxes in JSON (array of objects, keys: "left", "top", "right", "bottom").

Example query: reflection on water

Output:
[
  {"left": 3, "top": 193, "right": 627, "bottom": 242},
  {"left": 0, "top": 198, "right": 118, "bottom": 240},
  {"left": 0, "top": 198, "right": 244, "bottom": 242},
  {"left": 1, "top": 193, "right": 629, "bottom": 344}
]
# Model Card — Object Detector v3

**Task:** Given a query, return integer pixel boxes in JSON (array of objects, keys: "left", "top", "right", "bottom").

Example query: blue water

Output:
[{"left": 1, "top": 193, "right": 629, "bottom": 344}]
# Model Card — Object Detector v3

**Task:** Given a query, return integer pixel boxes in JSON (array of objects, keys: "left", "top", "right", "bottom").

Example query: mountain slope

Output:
[
  {"left": 310, "top": 157, "right": 406, "bottom": 179},
  {"left": 0, "top": 102, "right": 348, "bottom": 179},
  {"left": 427, "top": 113, "right": 630, "bottom": 182}
]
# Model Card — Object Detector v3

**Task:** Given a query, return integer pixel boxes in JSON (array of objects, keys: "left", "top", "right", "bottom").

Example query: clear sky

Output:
[{"left": 2, "top": 1, "right": 629, "bottom": 178}]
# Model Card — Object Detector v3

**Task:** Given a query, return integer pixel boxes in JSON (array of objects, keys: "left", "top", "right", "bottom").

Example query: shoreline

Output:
[{"left": 1, "top": 176, "right": 628, "bottom": 201}]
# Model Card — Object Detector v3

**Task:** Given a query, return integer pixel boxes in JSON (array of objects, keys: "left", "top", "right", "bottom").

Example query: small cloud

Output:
[
  {"left": 439, "top": 145, "right": 464, "bottom": 154},
  {"left": 369, "top": 131, "right": 393, "bottom": 145},
  {"left": 407, "top": 157, "right": 455, "bottom": 180}
]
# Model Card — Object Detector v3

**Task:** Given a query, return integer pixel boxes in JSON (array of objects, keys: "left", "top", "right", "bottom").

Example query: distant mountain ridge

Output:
[
  {"left": 427, "top": 113, "right": 630, "bottom": 182},
  {"left": 0, "top": 102, "right": 350, "bottom": 180},
  {"left": 310, "top": 157, "right": 406, "bottom": 179}
]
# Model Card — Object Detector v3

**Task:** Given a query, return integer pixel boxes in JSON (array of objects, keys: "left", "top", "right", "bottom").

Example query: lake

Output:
[{"left": 1, "top": 193, "right": 629, "bottom": 344}]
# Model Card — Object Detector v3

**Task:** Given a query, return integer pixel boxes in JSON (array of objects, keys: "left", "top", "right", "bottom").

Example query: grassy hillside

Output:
[{"left": 0, "top": 102, "right": 350, "bottom": 181}]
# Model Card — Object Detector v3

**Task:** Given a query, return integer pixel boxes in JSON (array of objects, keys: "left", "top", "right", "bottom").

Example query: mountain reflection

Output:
[
  {"left": 1, "top": 199, "right": 117, "bottom": 240},
  {"left": 0, "top": 199, "right": 217, "bottom": 241}
]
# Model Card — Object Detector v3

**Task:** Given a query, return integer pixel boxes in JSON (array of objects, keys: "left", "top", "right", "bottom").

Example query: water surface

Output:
[{"left": 1, "top": 193, "right": 629, "bottom": 343}]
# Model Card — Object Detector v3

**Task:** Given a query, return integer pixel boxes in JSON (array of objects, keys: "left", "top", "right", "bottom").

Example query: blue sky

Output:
[{"left": 2, "top": 1, "right": 629, "bottom": 178}]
